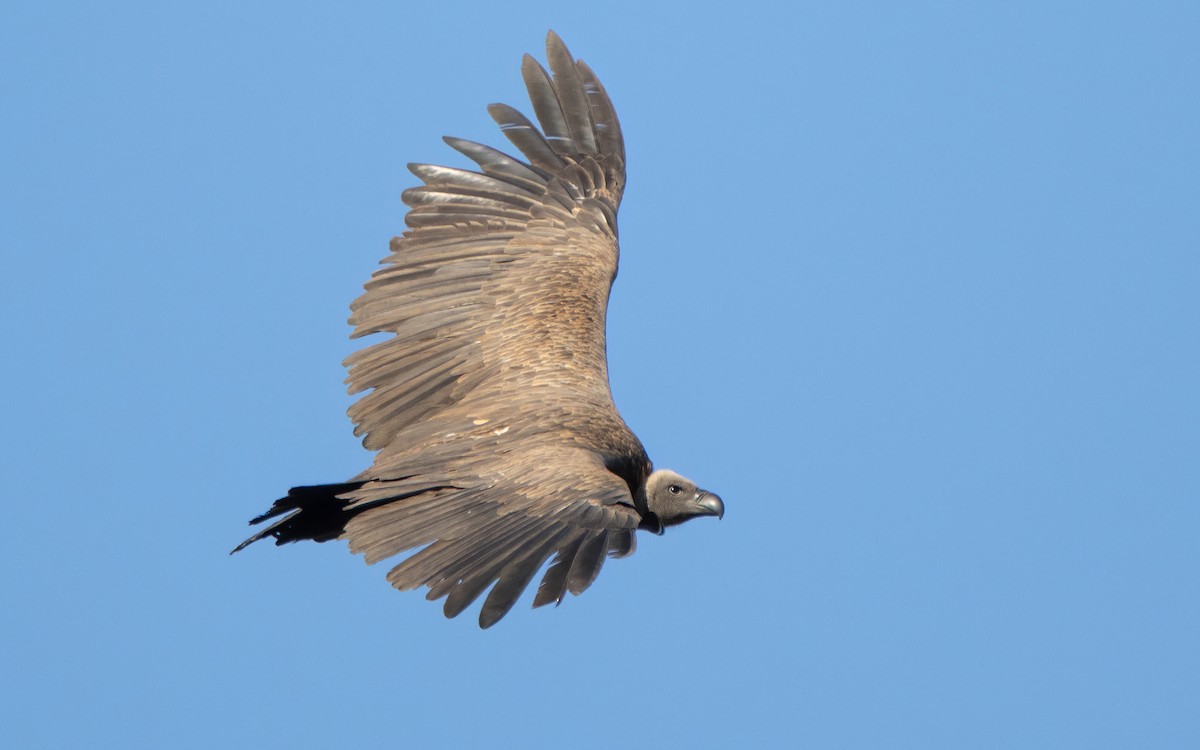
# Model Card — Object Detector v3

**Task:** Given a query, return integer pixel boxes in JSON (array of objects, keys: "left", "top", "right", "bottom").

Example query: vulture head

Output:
[{"left": 640, "top": 469, "right": 724, "bottom": 532}]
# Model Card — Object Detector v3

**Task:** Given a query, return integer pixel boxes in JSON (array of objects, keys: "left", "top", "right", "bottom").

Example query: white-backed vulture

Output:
[{"left": 235, "top": 31, "right": 723, "bottom": 628}]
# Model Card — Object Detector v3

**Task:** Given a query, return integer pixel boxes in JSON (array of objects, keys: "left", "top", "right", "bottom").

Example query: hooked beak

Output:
[{"left": 694, "top": 490, "right": 724, "bottom": 520}]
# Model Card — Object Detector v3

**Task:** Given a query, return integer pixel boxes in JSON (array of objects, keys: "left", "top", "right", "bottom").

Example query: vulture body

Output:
[{"left": 236, "top": 31, "right": 723, "bottom": 628}]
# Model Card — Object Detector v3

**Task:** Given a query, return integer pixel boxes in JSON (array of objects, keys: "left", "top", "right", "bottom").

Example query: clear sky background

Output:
[{"left": 3, "top": 2, "right": 1197, "bottom": 748}]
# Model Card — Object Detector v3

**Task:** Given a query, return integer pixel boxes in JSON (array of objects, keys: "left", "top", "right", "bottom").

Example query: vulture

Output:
[{"left": 235, "top": 31, "right": 723, "bottom": 628}]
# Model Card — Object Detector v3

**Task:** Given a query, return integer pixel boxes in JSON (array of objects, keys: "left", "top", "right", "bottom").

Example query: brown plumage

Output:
[{"left": 235, "top": 31, "right": 723, "bottom": 628}]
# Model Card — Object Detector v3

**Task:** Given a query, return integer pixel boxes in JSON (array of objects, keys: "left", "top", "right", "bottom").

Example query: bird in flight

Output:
[{"left": 235, "top": 31, "right": 723, "bottom": 628}]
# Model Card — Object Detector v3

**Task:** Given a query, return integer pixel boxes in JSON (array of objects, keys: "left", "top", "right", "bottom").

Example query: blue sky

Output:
[{"left": 3, "top": 1, "right": 1198, "bottom": 748}]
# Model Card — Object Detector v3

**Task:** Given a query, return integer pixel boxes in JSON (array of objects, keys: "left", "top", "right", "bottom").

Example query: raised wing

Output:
[{"left": 344, "top": 31, "right": 627, "bottom": 454}]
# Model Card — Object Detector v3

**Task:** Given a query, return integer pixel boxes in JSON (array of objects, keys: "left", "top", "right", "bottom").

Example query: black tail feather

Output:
[{"left": 232, "top": 482, "right": 366, "bottom": 554}]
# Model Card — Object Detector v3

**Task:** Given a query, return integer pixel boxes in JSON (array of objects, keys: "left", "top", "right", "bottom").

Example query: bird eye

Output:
[{"left": 668, "top": 484, "right": 682, "bottom": 495}]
